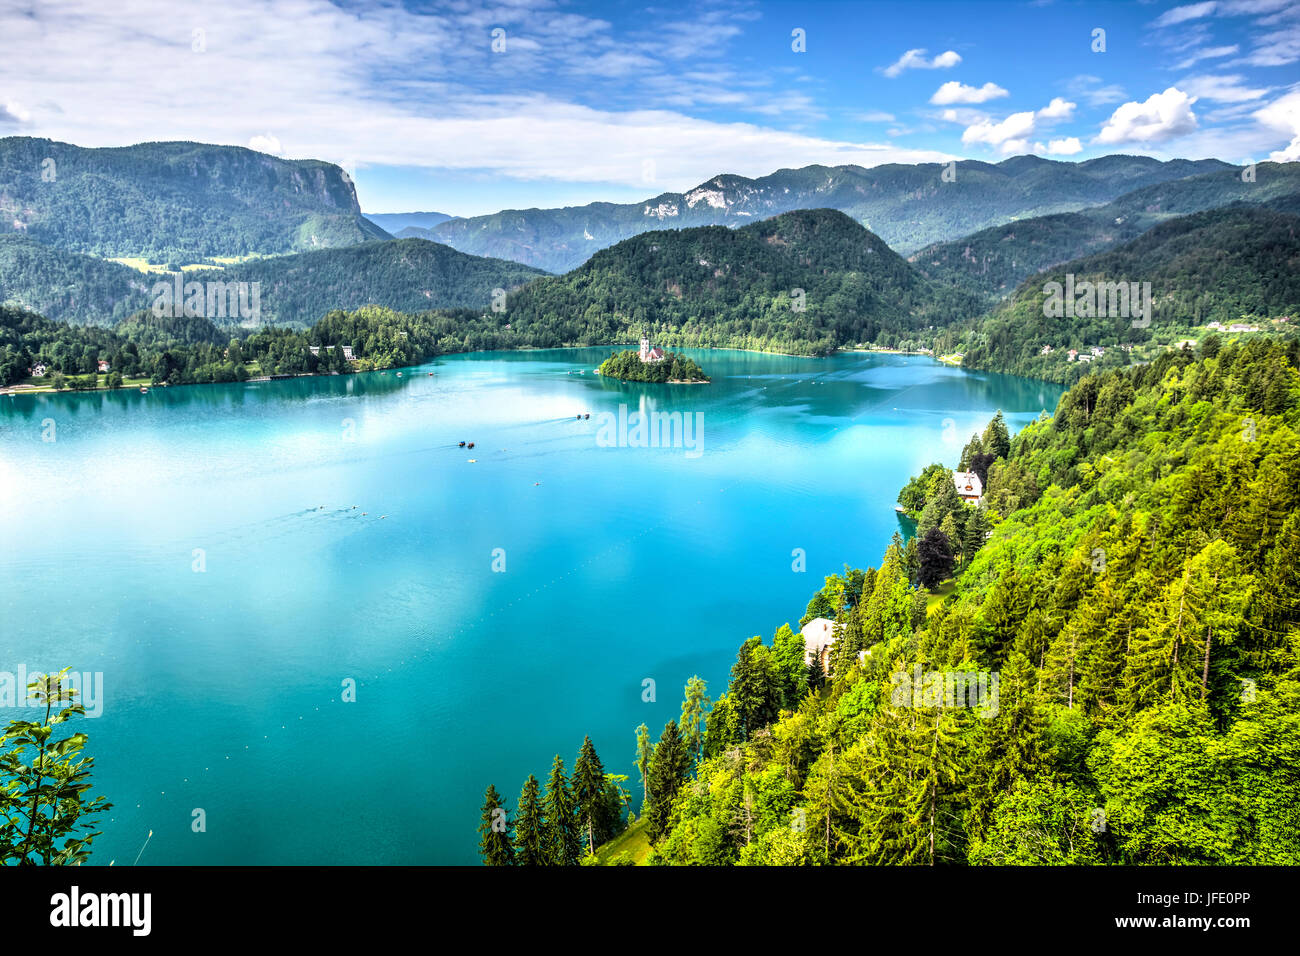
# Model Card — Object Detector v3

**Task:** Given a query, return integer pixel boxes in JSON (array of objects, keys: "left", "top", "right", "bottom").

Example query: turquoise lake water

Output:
[{"left": 0, "top": 347, "right": 1060, "bottom": 864}]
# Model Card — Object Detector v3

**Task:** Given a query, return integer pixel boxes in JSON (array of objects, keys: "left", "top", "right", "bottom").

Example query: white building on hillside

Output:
[
  {"left": 801, "top": 618, "right": 837, "bottom": 672},
  {"left": 953, "top": 470, "right": 983, "bottom": 504}
]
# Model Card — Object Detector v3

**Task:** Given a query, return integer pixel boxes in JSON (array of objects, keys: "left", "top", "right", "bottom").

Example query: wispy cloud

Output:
[{"left": 880, "top": 48, "right": 961, "bottom": 77}]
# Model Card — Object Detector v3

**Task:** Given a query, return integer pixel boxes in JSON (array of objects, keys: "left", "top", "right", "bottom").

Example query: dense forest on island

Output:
[
  {"left": 482, "top": 336, "right": 1300, "bottom": 865},
  {"left": 596, "top": 349, "right": 709, "bottom": 382}
]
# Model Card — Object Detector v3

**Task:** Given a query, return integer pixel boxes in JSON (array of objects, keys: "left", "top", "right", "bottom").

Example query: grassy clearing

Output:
[
  {"left": 925, "top": 578, "right": 957, "bottom": 615},
  {"left": 106, "top": 253, "right": 263, "bottom": 273},
  {"left": 593, "top": 816, "right": 651, "bottom": 865}
]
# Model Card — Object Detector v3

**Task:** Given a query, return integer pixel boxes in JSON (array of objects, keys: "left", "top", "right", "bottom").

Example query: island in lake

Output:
[{"left": 596, "top": 336, "right": 710, "bottom": 383}]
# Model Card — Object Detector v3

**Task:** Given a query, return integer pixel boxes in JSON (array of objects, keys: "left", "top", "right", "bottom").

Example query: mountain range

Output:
[
  {"left": 363, "top": 211, "right": 457, "bottom": 234},
  {"left": 417, "top": 155, "right": 1231, "bottom": 274}
]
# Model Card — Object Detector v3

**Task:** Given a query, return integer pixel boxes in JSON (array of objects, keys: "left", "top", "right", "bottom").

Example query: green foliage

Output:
[
  {"left": 0, "top": 669, "right": 112, "bottom": 865},
  {"left": 578, "top": 339, "right": 1300, "bottom": 865},
  {"left": 477, "top": 785, "right": 514, "bottom": 866},
  {"left": 596, "top": 349, "right": 709, "bottom": 382}
]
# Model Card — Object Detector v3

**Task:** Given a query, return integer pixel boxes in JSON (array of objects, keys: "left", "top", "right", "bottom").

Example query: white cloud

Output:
[
  {"left": 929, "top": 81, "right": 1009, "bottom": 105},
  {"left": 1181, "top": 74, "right": 1271, "bottom": 102},
  {"left": 853, "top": 110, "right": 896, "bottom": 122},
  {"left": 0, "top": 0, "right": 959, "bottom": 199},
  {"left": 1, "top": 100, "right": 31, "bottom": 125},
  {"left": 1037, "top": 97, "right": 1076, "bottom": 120},
  {"left": 959, "top": 97, "right": 1075, "bottom": 155},
  {"left": 881, "top": 48, "right": 962, "bottom": 78},
  {"left": 1097, "top": 87, "right": 1199, "bottom": 144},
  {"left": 1151, "top": 2, "right": 1219, "bottom": 28},
  {"left": 962, "top": 111, "right": 1037, "bottom": 153},
  {"left": 1036, "top": 137, "right": 1083, "bottom": 155},
  {"left": 248, "top": 134, "right": 283, "bottom": 155},
  {"left": 1255, "top": 90, "right": 1300, "bottom": 161}
]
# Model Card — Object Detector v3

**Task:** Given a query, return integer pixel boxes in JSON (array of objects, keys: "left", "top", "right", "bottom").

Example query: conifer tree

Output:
[
  {"left": 478, "top": 785, "right": 515, "bottom": 866},
  {"left": 513, "top": 774, "right": 546, "bottom": 866},
  {"left": 542, "top": 755, "right": 581, "bottom": 865},
  {"left": 645, "top": 720, "right": 690, "bottom": 843},
  {"left": 573, "top": 736, "right": 608, "bottom": 855}
]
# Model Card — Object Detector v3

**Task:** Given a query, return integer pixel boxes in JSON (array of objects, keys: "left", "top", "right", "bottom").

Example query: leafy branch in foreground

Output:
[{"left": 0, "top": 668, "right": 112, "bottom": 865}]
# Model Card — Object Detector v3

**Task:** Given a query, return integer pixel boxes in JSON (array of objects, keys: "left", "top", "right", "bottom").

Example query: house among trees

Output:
[
  {"left": 952, "top": 469, "right": 983, "bottom": 504},
  {"left": 801, "top": 618, "right": 837, "bottom": 671},
  {"left": 28, "top": 363, "right": 47, "bottom": 378},
  {"left": 639, "top": 335, "right": 665, "bottom": 363},
  {"left": 309, "top": 344, "right": 356, "bottom": 361},
  {"left": 96, "top": 359, "right": 110, "bottom": 373}
]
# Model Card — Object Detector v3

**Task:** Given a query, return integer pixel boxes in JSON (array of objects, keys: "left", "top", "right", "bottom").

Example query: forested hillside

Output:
[
  {"left": 429, "top": 155, "right": 1229, "bottom": 272},
  {"left": 501, "top": 208, "right": 983, "bottom": 355},
  {"left": 0, "top": 137, "right": 389, "bottom": 260},
  {"left": 0, "top": 237, "right": 545, "bottom": 326},
  {"left": 0, "top": 303, "right": 464, "bottom": 387},
  {"left": 188, "top": 239, "right": 545, "bottom": 325},
  {"left": 0, "top": 235, "right": 153, "bottom": 324},
  {"left": 914, "top": 163, "right": 1300, "bottom": 301},
  {"left": 484, "top": 337, "right": 1300, "bottom": 865},
  {"left": 949, "top": 206, "right": 1300, "bottom": 384}
]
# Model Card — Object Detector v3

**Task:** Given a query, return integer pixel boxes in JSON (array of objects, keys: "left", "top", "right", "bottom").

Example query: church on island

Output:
[{"left": 639, "top": 335, "right": 665, "bottom": 363}]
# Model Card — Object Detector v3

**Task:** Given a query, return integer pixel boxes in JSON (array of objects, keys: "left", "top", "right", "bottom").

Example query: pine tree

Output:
[
  {"left": 513, "top": 774, "right": 546, "bottom": 866},
  {"left": 845, "top": 681, "right": 965, "bottom": 865},
  {"left": 982, "top": 410, "right": 1011, "bottom": 459},
  {"left": 965, "top": 654, "right": 1046, "bottom": 842},
  {"left": 1124, "top": 541, "right": 1250, "bottom": 711},
  {"left": 730, "top": 638, "right": 777, "bottom": 736},
  {"left": 645, "top": 720, "right": 690, "bottom": 843},
  {"left": 478, "top": 784, "right": 515, "bottom": 866},
  {"left": 542, "top": 755, "right": 581, "bottom": 865},
  {"left": 572, "top": 736, "right": 608, "bottom": 855}
]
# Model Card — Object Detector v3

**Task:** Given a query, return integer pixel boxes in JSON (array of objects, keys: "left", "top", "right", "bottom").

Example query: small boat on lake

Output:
[
  {"left": 467, "top": 442, "right": 475, "bottom": 449},
  {"left": 458, "top": 441, "right": 466, "bottom": 447},
  {"left": 139, "top": 386, "right": 149, "bottom": 393}
]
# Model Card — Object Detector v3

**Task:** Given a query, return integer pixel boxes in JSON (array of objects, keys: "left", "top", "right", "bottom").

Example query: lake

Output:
[{"left": 0, "top": 347, "right": 1061, "bottom": 864}]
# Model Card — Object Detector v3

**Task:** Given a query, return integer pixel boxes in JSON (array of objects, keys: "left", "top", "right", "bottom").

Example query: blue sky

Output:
[{"left": 2, "top": 0, "right": 1298, "bottom": 215}]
